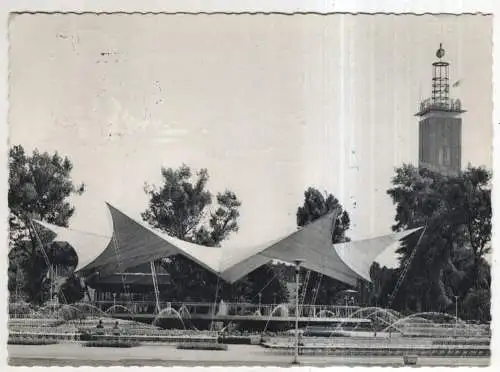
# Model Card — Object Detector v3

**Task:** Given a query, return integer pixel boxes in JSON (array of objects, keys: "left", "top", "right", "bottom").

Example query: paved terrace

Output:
[{"left": 8, "top": 344, "right": 490, "bottom": 367}]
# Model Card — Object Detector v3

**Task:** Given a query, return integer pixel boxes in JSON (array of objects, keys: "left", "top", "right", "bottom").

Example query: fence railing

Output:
[{"left": 93, "top": 300, "right": 364, "bottom": 318}]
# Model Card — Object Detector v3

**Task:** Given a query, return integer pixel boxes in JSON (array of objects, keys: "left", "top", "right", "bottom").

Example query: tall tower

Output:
[{"left": 416, "top": 43, "right": 465, "bottom": 176}]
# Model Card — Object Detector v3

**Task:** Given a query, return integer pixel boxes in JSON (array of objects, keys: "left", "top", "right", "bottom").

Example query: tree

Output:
[
  {"left": 386, "top": 164, "right": 491, "bottom": 314},
  {"left": 142, "top": 164, "right": 288, "bottom": 303},
  {"left": 8, "top": 145, "right": 85, "bottom": 303},
  {"left": 368, "top": 262, "right": 398, "bottom": 308},
  {"left": 297, "top": 188, "right": 351, "bottom": 242},
  {"left": 223, "top": 263, "right": 289, "bottom": 305},
  {"left": 457, "top": 167, "right": 492, "bottom": 291},
  {"left": 461, "top": 288, "right": 490, "bottom": 323},
  {"left": 296, "top": 187, "right": 351, "bottom": 305},
  {"left": 59, "top": 274, "right": 86, "bottom": 304},
  {"left": 143, "top": 165, "right": 241, "bottom": 247},
  {"left": 8, "top": 241, "right": 50, "bottom": 304}
]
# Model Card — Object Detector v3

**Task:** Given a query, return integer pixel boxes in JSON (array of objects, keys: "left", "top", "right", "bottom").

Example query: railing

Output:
[
  {"left": 94, "top": 300, "right": 364, "bottom": 318},
  {"left": 418, "top": 98, "right": 463, "bottom": 114}
]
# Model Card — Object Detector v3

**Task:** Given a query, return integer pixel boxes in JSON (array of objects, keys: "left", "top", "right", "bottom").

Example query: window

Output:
[{"left": 439, "top": 146, "right": 451, "bottom": 166}]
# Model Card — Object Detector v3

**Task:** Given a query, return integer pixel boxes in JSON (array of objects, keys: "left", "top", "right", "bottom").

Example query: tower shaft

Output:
[{"left": 416, "top": 44, "right": 465, "bottom": 176}]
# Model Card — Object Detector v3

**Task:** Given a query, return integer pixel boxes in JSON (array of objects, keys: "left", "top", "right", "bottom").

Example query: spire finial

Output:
[{"left": 436, "top": 43, "right": 445, "bottom": 59}]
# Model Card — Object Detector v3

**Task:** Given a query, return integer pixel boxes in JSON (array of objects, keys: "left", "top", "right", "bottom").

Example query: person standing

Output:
[{"left": 112, "top": 321, "right": 120, "bottom": 335}]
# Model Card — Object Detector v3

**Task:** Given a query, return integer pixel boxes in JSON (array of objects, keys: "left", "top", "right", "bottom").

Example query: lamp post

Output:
[
  {"left": 113, "top": 293, "right": 117, "bottom": 308},
  {"left": 454, "top": 295, "right": 459, "bottom": 337},
  {"left": 49, "top": 266, "right": 53, "bottom": 303},
  {"left": 258, "top": 293, "right": 262, "bottom": 314},
  {"left": 311, "top": 288, "right": 317, "bottom": 317},
  {"left": 292, "top": 259, "right": 304, "bottom": 365}
]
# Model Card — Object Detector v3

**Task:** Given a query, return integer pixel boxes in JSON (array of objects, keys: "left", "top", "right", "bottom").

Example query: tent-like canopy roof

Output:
[{"left": 35, "top": 203, "right": 421, "bottom": 286}]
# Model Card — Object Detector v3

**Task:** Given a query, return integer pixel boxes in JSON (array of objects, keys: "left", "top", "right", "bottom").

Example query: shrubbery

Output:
[
  {"left": 8, "top": 301, "right": 33, "bottom": 316},
  {"left": 84, "top": 340, "right": 140, "bottom": 348},
  {"left": 177, "top": 342, "right": 228, "bottom": 351},
  {"left": 57, "top": 306, "right": 86, "bottom": 321},
  {"left": 8, "top": 336, "right": 58, "bottom": 345}
]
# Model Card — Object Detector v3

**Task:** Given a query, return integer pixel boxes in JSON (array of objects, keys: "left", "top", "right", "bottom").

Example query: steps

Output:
[{"left": 261, "top": 342, "right": 490, "bottom": 357}]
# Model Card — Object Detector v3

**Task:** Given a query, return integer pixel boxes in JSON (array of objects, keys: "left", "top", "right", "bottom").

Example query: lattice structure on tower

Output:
[
  {"left": 417, "top": 43, "right": 464, "bottom": 116},
  {"left": 432, "top": 43, "right": 450, "bottom": 105}
]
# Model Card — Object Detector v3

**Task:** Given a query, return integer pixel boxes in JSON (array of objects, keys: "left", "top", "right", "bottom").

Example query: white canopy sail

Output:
[{"left": 34, "top": 203, "right": 422, "bottom": 285}]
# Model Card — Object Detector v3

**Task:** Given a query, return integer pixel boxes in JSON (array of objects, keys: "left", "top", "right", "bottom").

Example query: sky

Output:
[{"left": 9, "top": 13, "right": 492, "bottom": 268}]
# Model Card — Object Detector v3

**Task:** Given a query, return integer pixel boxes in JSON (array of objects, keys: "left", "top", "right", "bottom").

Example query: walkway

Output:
[{"left": 8, "top": 344, "right": 490, "bottom": 367}]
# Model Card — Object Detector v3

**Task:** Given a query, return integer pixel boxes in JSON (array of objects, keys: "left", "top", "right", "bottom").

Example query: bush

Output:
[
  {"left": 432, "top": 339, "right": 490, "bottom": 346},
  {"left": 58, "top": 274, "right": 85, "bottom": 304},
  {"left": 8, "top": 302, "right": 34, "bottom": 316},
  {"left": 462, "top": 289, "right": 491, "bottom": 323},
  {"left": 8, "top": 336, "right": 58, "bottom": 345},
  {"left": 79, "top": 329, "right": 92, "bottom": 341},
  {"left": 218, "top": 336, "right": 251, "bottom": 345},
  {"left": 84, "top": 340, "right": 140, "bottom": 348},
  {"left": 177, "top": 342, "right": 228, "bottom": 351},
  {"left": 57, "top": 306, "right": 86, "bottom": 321}
]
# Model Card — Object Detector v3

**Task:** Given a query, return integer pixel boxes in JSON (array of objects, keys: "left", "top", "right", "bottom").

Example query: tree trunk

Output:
[
  {"left": 459, "top": 257, "right": 482, "bottom": 298},
  {"left": 470, "top": 256, "right": 481, "bottom": 291},
  {"left": 416, "top": 298, "right": 422, "bottom": 313},
  {"left": 429, "top": 265, "right": 452, "bottom": 310},
  {"left": 446, "top": 255, "right": 465, "bottom": 280}
]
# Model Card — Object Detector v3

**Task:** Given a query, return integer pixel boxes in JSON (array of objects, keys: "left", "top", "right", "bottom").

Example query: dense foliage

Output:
[
  {"left": 371, "top": 164, "right": 491, "bottom": 322},
  {"left": 8, "top": 145, "right": 85, "bottom": 304},
  {"left": 59, "top": 274, "right": 86, "bottom": 304}
]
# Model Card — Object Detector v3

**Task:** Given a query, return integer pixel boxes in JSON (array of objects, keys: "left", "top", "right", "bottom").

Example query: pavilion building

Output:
[{"left": 36, "top": 203, "right": 420, "bottom": 313}]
